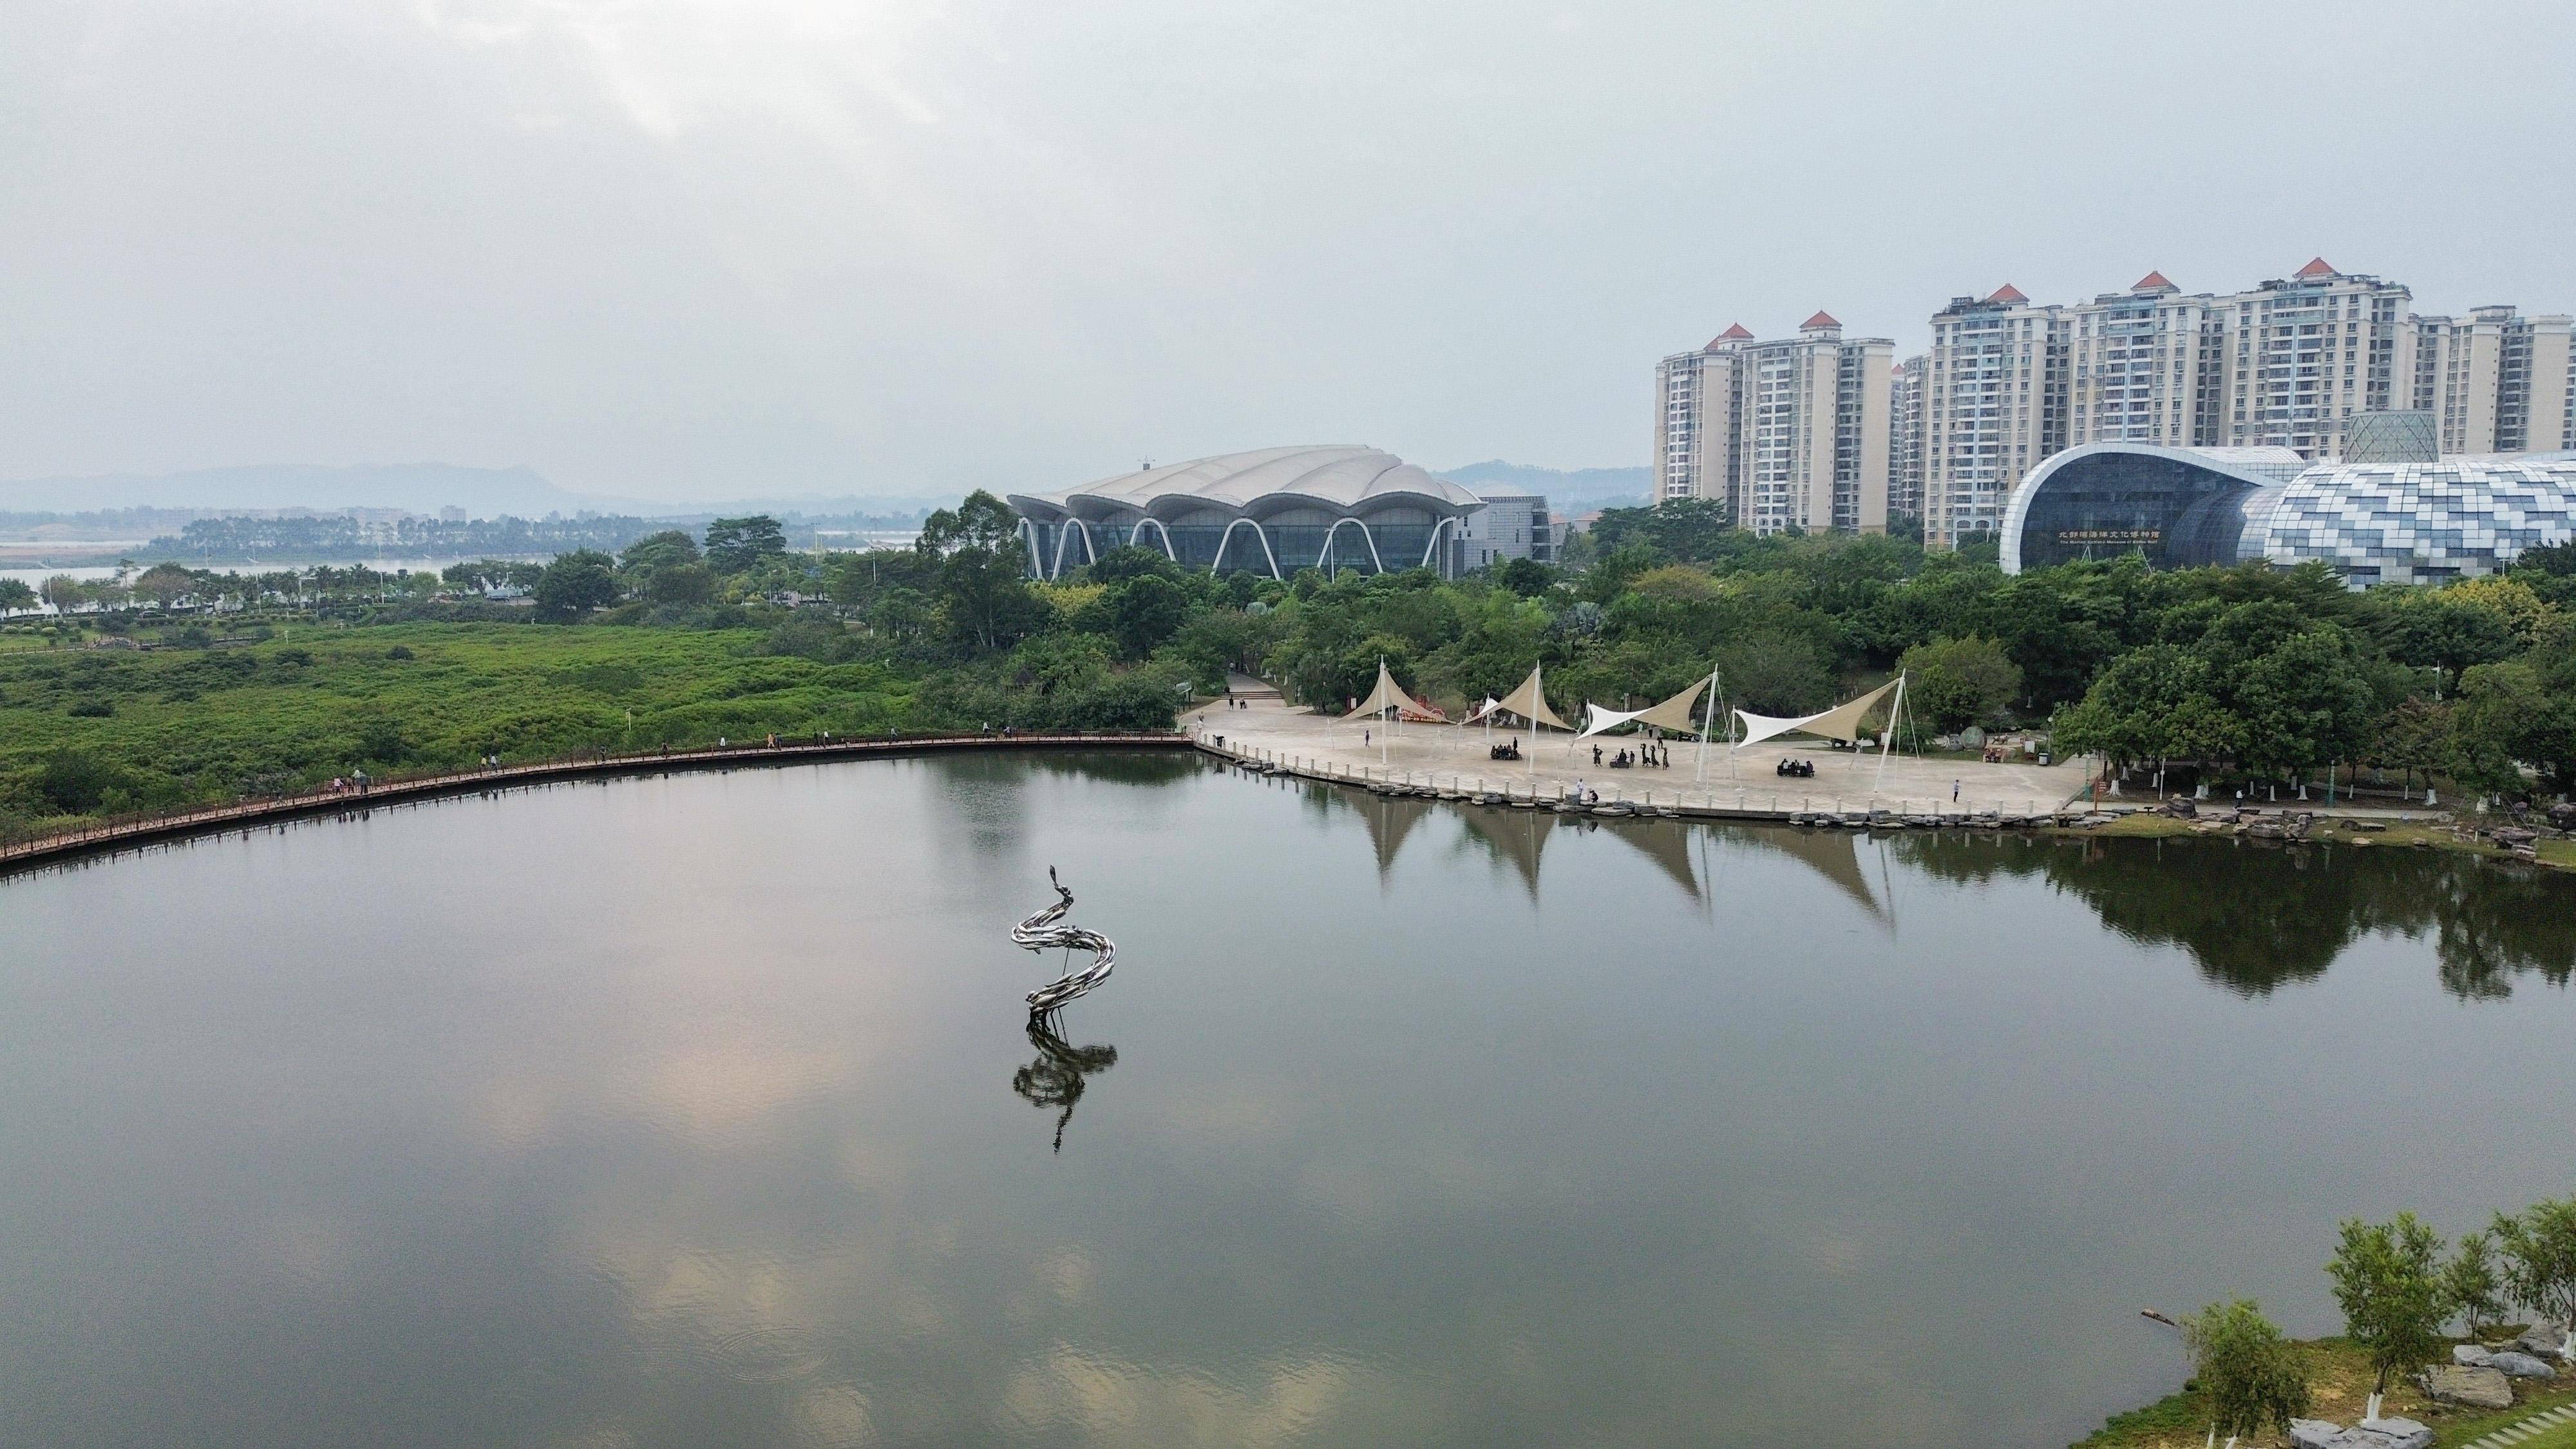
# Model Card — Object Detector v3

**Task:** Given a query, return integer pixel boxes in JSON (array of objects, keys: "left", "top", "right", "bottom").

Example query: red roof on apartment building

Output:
[
  {"left": 1986, "top": 283, "right": 2028, "bottom": 305},
  {"left": 2133, "top": 270, "right": 2176, "bottom": 291},
  {"left": 1707, "top": 323, "right": 1754, "bottom": 347},
  {"left": 1800, "top": 310, "right": 1841, "bottom": 330},
  {"left": 2295, "top": 257, "right": 2337, "bottom": 279}
]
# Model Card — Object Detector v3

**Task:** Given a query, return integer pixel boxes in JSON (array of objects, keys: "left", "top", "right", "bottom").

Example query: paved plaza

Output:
[{"left": 1186, "top": 694, "right": 2101, "bottom": 818}]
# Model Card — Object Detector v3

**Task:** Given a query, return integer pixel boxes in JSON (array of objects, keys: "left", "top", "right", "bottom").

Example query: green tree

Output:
[
  {"left": 1897, "top": 635, "right": 2022, "bottom": 733},
  {"left": 919, "top": 491, "right": 1041, "bottom": 654},
  {"left": 2490, "top": 1198, "right": 2576, "bottom": 1337},
  {"left": 133, "top": 563, "right": 196, "bottom": 610},
  {"left": 2447, "top": 1230, "right": 2505, "bottom": 1338},
  {"left": 533, "top": 549, "right": 621, "bottom": 620},
  {"left": 2179, "top": 1299, "right": 2312, "bottom": 1444},
  {"left": 620, "top": 529, "right": 700, "bottom": 573},
  {"left": 1493, "top": 557, "right": 1556, "bottom": 598},
  {"left": 618, "top": 529, "right": 705, "bottom": 603},
  {"left": 2233, "top": 625, "right": 2381, "bottom": 785},
  {"left": 1588, "top": 498, "right": 1730, "bottom": 562},
  {"left": 40, "top": 574, "right": 85, "bottom": 612},
  {"left": 2373, "top": 589, "right": 2517, "bottom": 696},
  {"left": 642, "top": 562, "right": 717, "bottom": 608},
  {"left": 1712, "top": 627, "right": 1831, "bottom": 715},
  {"left": 865, "top": 585, "right": 934, "bottom": 645},
  {"left": 761, "top": 611, "right": 852, "bottom": 662},
  {"left": 1081, "top": 545, "right": 1180, "bottom": 585},
  {"left": 36, "top": 748, "right": 131, "bottom": 814},
  {"left": 2327, "top": 1212, "right": 2450, "bottom": 1399},
  {"left": 703, "top": 515, "right": 788, "bottom": 574},
  {"left": 1105, "top": 574, "right": 1189, "bottom": 659},
  {"left": 2450, "top": 654, "right": 2576, "bottom": 797},
  {"left": 0, "top": 578, "right": 36, "bottom": 614},
  {"left": 2371, "top": 697, "right": 2454, "bottom": 801}
]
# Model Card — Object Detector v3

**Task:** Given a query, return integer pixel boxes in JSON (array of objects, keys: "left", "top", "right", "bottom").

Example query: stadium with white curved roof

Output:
[{"left": 1007, "top": 446, "right": 1486, "bottom": 581}]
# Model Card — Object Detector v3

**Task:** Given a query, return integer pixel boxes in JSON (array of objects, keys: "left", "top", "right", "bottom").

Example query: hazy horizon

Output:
[{"left": 6, "top": 0, "right": 2571, "bottom": 504}]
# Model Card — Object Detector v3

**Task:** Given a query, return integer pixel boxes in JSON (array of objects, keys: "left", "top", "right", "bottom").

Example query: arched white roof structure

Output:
[{"left": 1007, "top": 446, "right": 1486, "bottom": 580}]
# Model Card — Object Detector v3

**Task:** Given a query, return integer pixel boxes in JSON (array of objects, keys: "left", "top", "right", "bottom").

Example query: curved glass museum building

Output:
[
  {"left": 1008, "top": 446, "right": 1488, "bottom": 581},
  {"left": 2000, "top": 442, "right": 2576, "bottom": 587}
]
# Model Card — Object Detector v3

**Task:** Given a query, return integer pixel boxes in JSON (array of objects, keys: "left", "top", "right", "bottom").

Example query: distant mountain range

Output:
[
  {"left": 1435, "top": 460, "right": 1648, "bottom": 513},
  {"left": 0, "top": 464, "right": 952, "bottom": 522}
]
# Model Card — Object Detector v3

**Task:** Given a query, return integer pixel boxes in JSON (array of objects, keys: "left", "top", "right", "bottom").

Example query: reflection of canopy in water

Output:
[
  {"left": 1729, "top": 824, "right": 1886, "bottom": 922},
  {"left": 1449, "top": 805, "right": 1705, "bottom": 905},
  {"left": 1734, "top": 678, "right": 1899, "bottom": 750},
  {"left": 1453, "top": 802, "right": 1553, "bottom": 898},
  {"left": 1359, "top": 790, "right": 1436, "bottom": 883},
  {"left": 1578, "top": 677, "right": 1713, "bottom": 739},
  {"left": 1613, "top": 817, "right": 1706, "bottom": 904}
]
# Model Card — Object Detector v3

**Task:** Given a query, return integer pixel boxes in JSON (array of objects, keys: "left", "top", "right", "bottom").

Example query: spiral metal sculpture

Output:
[{"left": 1014, "top": 867, "right": 1117, "bottom": 1017}]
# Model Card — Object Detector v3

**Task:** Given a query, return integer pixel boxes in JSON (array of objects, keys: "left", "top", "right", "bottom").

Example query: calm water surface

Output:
[{"left": 4, "top": 753, "right": 2572, "bottom": 1448}]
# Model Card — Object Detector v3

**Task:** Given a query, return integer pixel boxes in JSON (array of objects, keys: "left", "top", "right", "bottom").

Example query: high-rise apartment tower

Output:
[{"left": 1653, "top": 315, "right": 1891, "bottom": 535}]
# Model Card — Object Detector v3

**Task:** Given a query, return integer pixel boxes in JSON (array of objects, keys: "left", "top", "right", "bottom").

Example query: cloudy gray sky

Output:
[{"left": 4, "top": 0, "right": 2571, "bottom": 502}]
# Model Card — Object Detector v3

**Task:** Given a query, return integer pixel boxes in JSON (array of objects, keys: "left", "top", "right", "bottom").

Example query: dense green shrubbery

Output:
[{"left": 0, "top": 625, "right": 922, "bottom": 832}]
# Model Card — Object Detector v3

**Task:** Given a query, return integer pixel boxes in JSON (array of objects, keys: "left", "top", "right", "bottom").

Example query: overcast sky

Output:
[{"left": 3, "top": 0, "right": 2571, "bottom": 502}]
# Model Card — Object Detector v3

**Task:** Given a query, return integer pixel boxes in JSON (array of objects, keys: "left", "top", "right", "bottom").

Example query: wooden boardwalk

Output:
[{"left": 0, "top": 732, "right": 1191, "bottom": 878}]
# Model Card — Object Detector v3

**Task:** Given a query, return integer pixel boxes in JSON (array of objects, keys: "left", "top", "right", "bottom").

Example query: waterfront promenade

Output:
[{"left": 1186, "top": 693, "right": 2099, "bottom": 819}]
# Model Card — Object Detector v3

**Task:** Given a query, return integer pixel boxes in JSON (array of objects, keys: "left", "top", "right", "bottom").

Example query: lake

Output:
[{"left": 3, "top": 752, "right": 2571, "bottom": 1447}]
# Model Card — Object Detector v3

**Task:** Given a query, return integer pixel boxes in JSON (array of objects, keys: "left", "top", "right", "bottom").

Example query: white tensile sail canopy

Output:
[
  {"left": 1492, "top": 663, "right": 1573, "bottom": 732},
  {"left": 1577, "top": 677, "right": 1712, "bottom": 739},
  {"left": 1345, "top": 661, "right": 1444, "bottom": 723},
  {"left": 1459, "top": 695, "right": 1504, "bottom": 726},
  {"left": 1733, "top": 677, "right": 1899, "bottom": 751}
]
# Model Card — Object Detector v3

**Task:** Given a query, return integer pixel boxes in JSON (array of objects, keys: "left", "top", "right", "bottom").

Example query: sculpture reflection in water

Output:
[{"left": 1012, "top": 1017, "right": 1119, "bottom": 1153}]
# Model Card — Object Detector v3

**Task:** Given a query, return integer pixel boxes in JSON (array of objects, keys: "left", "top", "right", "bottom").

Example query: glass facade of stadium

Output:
[
  {"left": 1009, "top": 446, "right": 1486, "bottom": 582},
  {"left": 2000, "top": 440, "right": 2576, "bottom": 587}
]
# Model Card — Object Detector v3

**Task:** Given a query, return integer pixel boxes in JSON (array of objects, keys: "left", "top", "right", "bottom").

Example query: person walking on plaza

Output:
[{"left": 1952, "top": 778, "right": 1961, "bottom": 803}]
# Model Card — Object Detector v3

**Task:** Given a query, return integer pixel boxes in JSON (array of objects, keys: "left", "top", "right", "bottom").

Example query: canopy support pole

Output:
[{"left": 1873, "top": 674, "right": 1906, "bottom": 794}]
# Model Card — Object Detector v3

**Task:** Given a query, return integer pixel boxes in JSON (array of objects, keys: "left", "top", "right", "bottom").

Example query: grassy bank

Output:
[
  {"left": 0, "top": 622, "right": 921, "bottom": 837},
  {"left": 2074, "top": 1334, "right": 2576, "bottom": 1447},
  {"left": 2071, "top": 809, "right": 2575, "bottom": 871}
]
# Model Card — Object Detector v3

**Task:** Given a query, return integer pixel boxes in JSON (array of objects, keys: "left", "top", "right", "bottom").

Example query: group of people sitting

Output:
[
  {"left": 1774, "top": 757, "right": 1818, "bottom": 778},
  {"left": 1489, "top": 739, "right": 1524, "bottom": 761},
  {"left": 1593, "top": 741, "right": 1671, "bottom": 770}
]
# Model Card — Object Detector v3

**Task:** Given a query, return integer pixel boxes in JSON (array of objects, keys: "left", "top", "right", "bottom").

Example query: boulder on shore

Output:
[
  {"left": 2356, "top": 1417, "right": 2435, "bottom": 1449},
  {"left": 2289, "top": 1417, "right": 2434, "bottom": 1449},
  {"left": 2488, "top": 1349, "right": 2559, "bottom": 1379},
  {"left": 2454, "top": 1343, "right": 2494, "bottom": 1367},
  {"left": 2515, "top": 1321, "right": 2570, "bottom": 1359},
  {"left": 2416, "top": 1362, "right": 2514, "bottom": 1409}
]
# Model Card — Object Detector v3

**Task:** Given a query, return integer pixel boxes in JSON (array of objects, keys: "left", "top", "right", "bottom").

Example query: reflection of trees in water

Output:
[
  {"left": 1891, "top": 835, "right": 2575, "bottom": 999},
  {"left": 1011, "top": 1017, "right": 1119, "bottom": 1153},
  {"left": 929, "top": 750, "right": 1213, "bottom": 862}
]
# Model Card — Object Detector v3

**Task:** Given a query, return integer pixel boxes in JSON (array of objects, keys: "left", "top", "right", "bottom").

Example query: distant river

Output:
[
  {"left": 0, "top": 558, "right": 498, "bottom": 592},
  {"left": 3, "top": 753, "right": 2570, "bottom": 1447}
]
